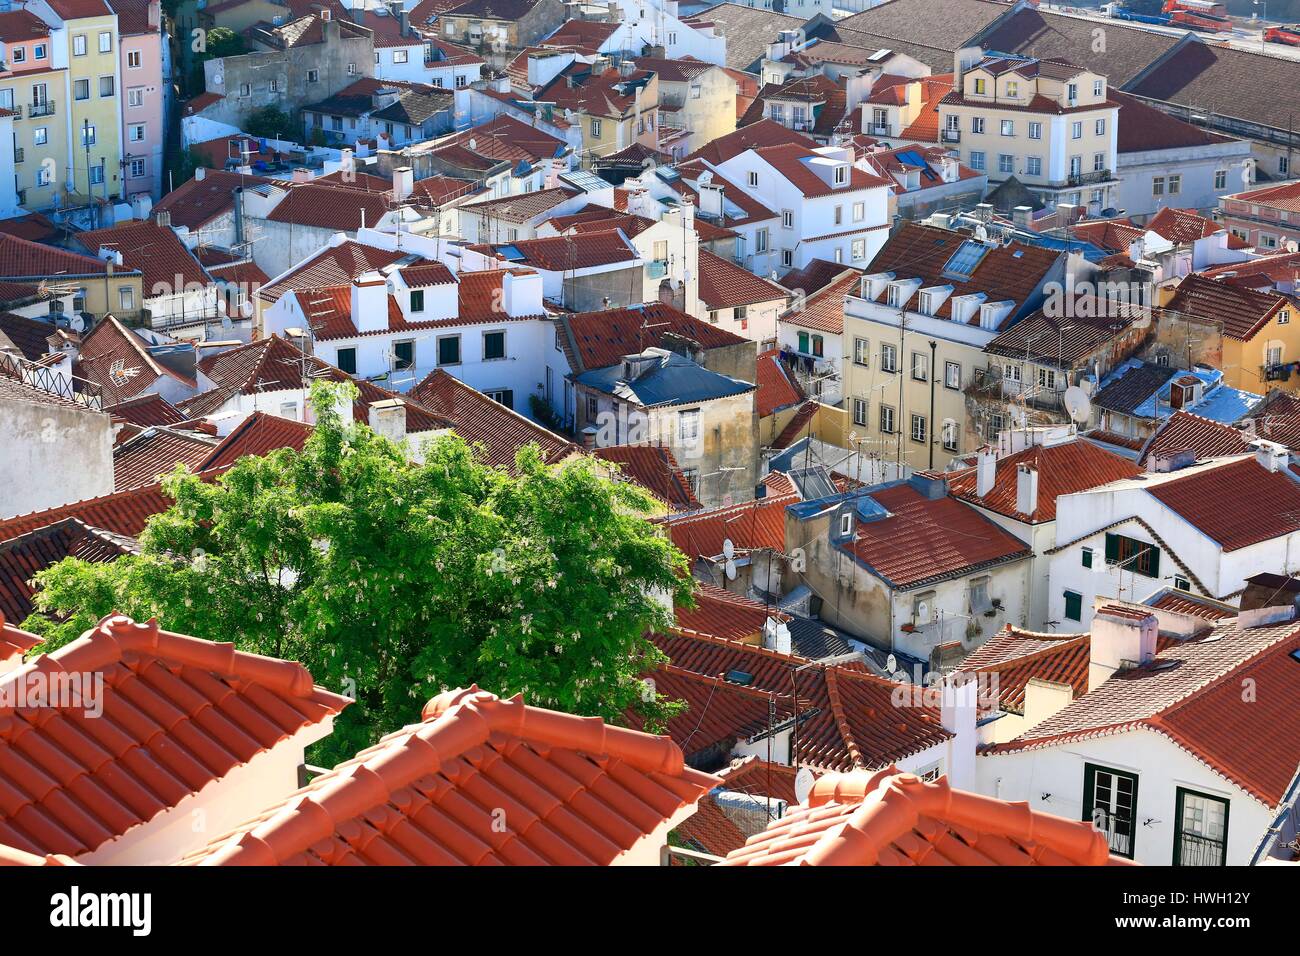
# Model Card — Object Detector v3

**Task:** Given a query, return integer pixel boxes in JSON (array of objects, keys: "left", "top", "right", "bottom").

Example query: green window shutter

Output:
[
  {"left": 1064, "top": 590, "right": 1082, "bottom": 622},
  {"left": 1104, "top": 533, "right": 1119, "bottom": 564},
  {"left": 1082, "top": 547, "right": 1093, "bottom": 569},
  {"left": 1146, "top": 547, "right": 1161, "bottom": 580},
  {"left": 1082, "top": 763, "right": 1097, "bottom": 822},
  {"left": 798, "top": 331, "right": 809, "bottom": 353}
]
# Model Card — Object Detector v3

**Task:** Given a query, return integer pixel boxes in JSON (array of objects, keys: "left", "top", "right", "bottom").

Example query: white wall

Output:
[{"left": 0, "top": 394, "right": 114, "bottom": 520}]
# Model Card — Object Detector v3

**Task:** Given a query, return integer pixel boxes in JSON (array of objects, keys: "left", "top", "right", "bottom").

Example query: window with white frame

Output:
[
  {"left": 782, "top": 209, "right": 794, "bottom": 229},
  {"left": 910, "top": 413, "right": 927, "bottom": 444},
  {"left": 748, "top": 170, "right": 758, "bottom": 187},
  {"left": 880, "top": 404, "right": 896, "bottom": 433},
  {"left": 853, "top": 397, "right": 867, "bottom": 426},
  {"left": 854, "top": 337, "right": 869, "bottom": 366},
  {"left": 1028, "top": 121, "right": 1042, "bottom": 140},
  {"left": 99, "top": 32, "right": 112, "bottom": 53},
  {"left": 945, "top": 361, "right": 960, "bottom": 390},
  {"left": 880, "top": 343, "right": 897, "bottom": 372},
  {"left": 1000, "top": 119, "right": 1013, "bottom": 136},
  {"left": 394, "top": 50, "right": 409, "bottom": 63},
  {"left": 943, "top": 419, "right": 959, "bottom": 451},
  {"left": 1026, "top": 156, "right": 1042, "bottom": 176},
  {"left": 678, "top": 408, "right": 700, "bottom": 442},
  {"left": 128, "top": 50, "right": 141, "bottom": 69}
]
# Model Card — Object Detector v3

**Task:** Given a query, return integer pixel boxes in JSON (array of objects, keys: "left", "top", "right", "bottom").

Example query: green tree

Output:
[
  {"left": 204, "top": 26, "right": 246, "bottom": 59},
  {"left": 23, "top": 382, "right": 691, "bottom": 765},
  {"left": 244, "top": 104, "right": 293, "bottom": 140},
  {"left": 167, "top": 146, "right": 212, "bottom": 187}
]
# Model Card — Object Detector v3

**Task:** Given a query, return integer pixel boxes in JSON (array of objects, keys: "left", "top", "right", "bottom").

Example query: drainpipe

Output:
[{"left": 929, "top": 339, "right": 937, "bottom": 470}]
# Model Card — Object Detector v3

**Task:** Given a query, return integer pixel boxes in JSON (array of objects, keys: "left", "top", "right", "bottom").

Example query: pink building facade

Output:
[{"left": 114, "top": 0, "right": 163, "bottom": 200}]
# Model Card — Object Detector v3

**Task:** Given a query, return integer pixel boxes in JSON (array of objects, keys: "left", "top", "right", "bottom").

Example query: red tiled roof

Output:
[
  {"left": 721, "top": 768, "right": 1129, "bottom": 865},
  {"left": 75, "top": 316, "right": 196, "bottom": 405},
  {"left": 103, "top": 393, "right": 186, "bottom": 428},
  {"left": 698, "top": 249, "right": 788, "bottom": 310},
  {"left": 1148, "top": 590, "right": 1235, "bottom": 622},
  {"left": 754, "top": 142, "right": 892, "bottom": 198},
  {"left": 660, "top": 474, "right": 799, "bottom": 559},
  {"left": 560, "top": 302, "right": 748, "bottom": 373},
  {"left": 1143, "top": 456, "right": 1300, "bottom": 551},
  {"left": 0, "top": 233, "right": 135, "bottom": 281},
  {"left": 989, "top": 617, "right": 1300, "bottom": 806},
  {"left": 181, "top": 91, "right": 224, "bottom": 116},
  {"left": 963, "top": 626, "right": 1093, "bottom": 713},
  {"left": 267, "top": 183, "right": 396, "bottom": 232},
  {"left": 0, "top": 213, "right": 58, "bottom": 245},
  {"left": 196, "top": 412, "right": 313, "bottom": 472},
  {"left": 0, "top": 520, "right": 136, "bottom": 623},
  {"left": 153, "top": 170, "right": 274, "bottom": 231},
  {"left": 591, "top": 444, "right": 701, "bottom": 511},
  {"left": 685, "top": 118, "right": 817, "bottom": 165},
  {"left": 755, "top": 349, "right": 802, "bottom": 418},
  {"left": 780, "top": 269, "right": 857, "bottom": 335},
  {"left": 947, "top": 439, "right": 1140, "bottom": 523},
  {"left": 1146, "top": 206, "right": 1242, "bottom": 247},
  {"left": 181, "top": 686, "right": 718, "bottom": 865},
  {"left": 652, "top": 630, "right": 951, "bottom": 773},
  {"left": 0, "top": 480, "right": 177, "bottom": 545},
  {"left": 898, "top": 75, "right": 956, "bottom": 141},
  {"left": 113, "top": 426, "right": 219, "bottom": 491},
  {"left": 409, "top": 175, "right": 482, "bottom": 207},
  {"left": 406, "top": 369, "right": 577, "bottom": 472},
  {"left": 468, "top": 229, "right": 637, "bottom": 272},
  {"left": 437, "top": 114, "right": 569, "bottom": 165},
  {"left": 778, "top": 259, "right": 859, "bottom": 298},
  {"left": 258, "top": 241, "right": 407, "bottom": 304},
  {"left": 676, "top": 581, "right": 788, "bottom": 644},
  {"left": 846, "top": 484, "right": 1033, "bottom": 589},
  {"left": 0, "top": 10, "right": 50, "bottom": 42},
  {"left": 1068, "top": 217, "right": 1144, "bottom": 255},
  {"left": 75, "top": 220, "right": 210, "bottom": 300},
  {"left": 0, "top": 618, "right": 41, "bottom": 668},
  {"left": 0, "top": 614, "right": 349, "bottom": 859},
  {"left": 771, "top": 400, "right": 819, "bottom": 450},
  {"left": 1137, "top": 410, "right": 1253, "bottom": 468},
  {"left": 673, "top": 757, "right": 797, "bottom": 858},
  {"left": 1165, "top": 274, "right": 1287, "bottom": 341}
]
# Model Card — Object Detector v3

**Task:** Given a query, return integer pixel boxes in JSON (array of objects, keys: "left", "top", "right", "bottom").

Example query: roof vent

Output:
[{"left": 724, "top": 669, "right": 754, "bottom": 686}]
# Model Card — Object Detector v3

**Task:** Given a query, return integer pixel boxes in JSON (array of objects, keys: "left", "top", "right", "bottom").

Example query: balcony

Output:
[
  {"left": 645, "top": 259, "right": 668, "bottom": 279},
  {"left": 1067, "top": 168, "right": 1112, "bottom": 187},
  {"left": 941, "top": 128, "right": 961, "bottom": 143},
  {"left": 13, "top": 148, "right": 22, "bottom": 164},
  {"left": 867, "top": 123, "right": 893, "bottom": 137},
  {"left": 27, "top": 100, "right": 54, "bottom": 118}
]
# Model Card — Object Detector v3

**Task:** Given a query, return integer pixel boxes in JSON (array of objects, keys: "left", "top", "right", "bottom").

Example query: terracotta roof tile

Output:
[
  {"left": 1137, "top": 410, "right": 1253, "bottom": 468},
  {"left": 468, "top": 229, "right": 638, "bottom": 272},
  {"left": 1148, "top": 590, "right": 1235, "bottom": 622},
  {"left": 698, "top": 249, "right": 788, "bottom": 311},
  {"left": 153, "top": 170, "right": 275, "bottom": 231},
  {"left": 75, "top": 220, "right": 210, "bottom": 302},
  {"left": 780, "top": 269, "right": 857, "bottom": 335},
  {"left": 845, "top": 484, "right": 1033, "bottom": 589},
  {"left": 0, "top": 233, "right": 136, "bottom": 281},
  {"left": 721, "top": 768, "right": 1129, "bottom": 865},
  {"left": 660, "top": 474, "right": 799, "bottom": 559},
  {"left": 0, "top": 618, "right": 41, "bottom": 669},
  {"left": 1145, "top": 455, "right": 1300, "bottom": 551},
  {"left": 75, "top": 316, "right": 196, "bottom": 405},
  {"left": 675, "top": 581, "right": 788, "bottom": 644},
  {"left": 103, "top": 393, "right": 187, "bottom": 428},
  {"left": 0, "top": 481, "right": 177, "bottom": 545},
  {"left": 181, "top": 686, "right": 717, "bottom": 865},
  {"left": 771, "top": 400, "right": 820, "bottom": 450},
  {"left": 267, "top": 183, "right": 396, "bottom": 232},
  {"left": 963, "top": 626, "right": 1093, "bottom": 713},
  {"left": 258, "top": 241, "right": 408, "bottom": 304},
  {"left": 755, "top": 348, "right": 803, "bottom": 419},
  {"left": 113, "top": 426, "right": 219, "bottom": 491},
  {"left": 685, "top": 118, "right": 817, "bottom": 165},
  {"left": 196, "top": 412, "right": 313, "bottom": 471},
  {"left": 591, "top": 445, "right": 701, "bottom": 511},
  {"left": 0, "top": 520, "right": 136, "bottom": 623},
  {"left": 0, "top": 614, "right": 349, "bottom": 859},
  {"left": 560, "top": 302, "right": 748, "bottom": 374},
  {"left": 1165, "top": 274, "right": 1288, "bottom": 341},
  {"left": 947, "top": 439, "right": 1139, "bottom": 523}
]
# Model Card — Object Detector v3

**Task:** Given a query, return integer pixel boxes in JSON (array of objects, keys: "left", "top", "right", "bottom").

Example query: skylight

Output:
[{"left": 941, "top": 240, "right": 991, "bottom": 281}]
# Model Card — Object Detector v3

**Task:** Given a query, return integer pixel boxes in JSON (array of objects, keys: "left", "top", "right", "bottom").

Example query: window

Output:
[
  {"left": 12, "top": 47, "right": 23, "bottom": 64},
  {"left": 1006, "top": 81, "right": 1018, "bottom": 97},
  {"left": 119, "top": 286, "right": 133, "bottom": 310},
  {"left": 99, "top": 75, "right": 114, "bottom": 97},
  {"left": 128, "top": 50, "right": 141, "bottom": 69},
  {"left": 811, "top": 334, "right": 824, "bottom": 358},
  {"left": 678, "top": 408, "right": 700, "bottom": 442},
  {"left": 910, "top": 413, "right": 927, "bottom": 444},
  {"left": 34, "top": 127, "right": 47, "bottom": 146},
  {"left": 34, "top": 43, "right": 45, "bottom": 60},
  {"left": 409, "top": 289, "right": 425, "bottom": 313},
  {"left": 75, "top": 79, "right": 89, "bottom": 101},
  {"left": 1071, "top": 121, "right": 1083, "bottom": 140},
  {"left": 755, "top": 228, "right": 768, "bottom": 253},
  {"left": 435, "top": 335, "right": 459, "bottom": 367},
  {"left": 782, "top": 209, "right": 794, "bottom": 229},
  {"left": 1000, "top": 119, "right": 1014, "bottom": 137},
  {"left": 1214, "top": 169, "right": 1227, "bottom": 190},
  {"left": 483, "top": 330, "right": 505, "bottom": 361},
  {"left": 270, "top": 79, "right": 279, "bottom": 93},
  {"left": 1093, "top": 79, "right": 1104, "bottom": 97},
  {"left": 971, "top": 116, "right": 985, "bottom": 134},
  {"left": 1067, "top": 82, "right": 1078, "bottom": 102},
  {"left": 82, "top": 124, "right": 96, "bottom": 146},
  {"left": 1069, "top": 155, "right": 1082, "bottom": 176},
  {"left": 128, "top": 88, "right": 144, "bottom": 108},
  {"left": 851, "top": 238, "right": 865, "bottom": 260},
  {"left": 833, "top": 165, "right": 848, "bottom": 186},
  {"left": 36, "top": 165, "right": 52, "bottom": 186},
  {"left": 969, "top": 576, "right": 991, "bottom": 614},
  {"left": 1168, "top": 175, "right": 1181, "bottom": 195},
  {"left": 585, "top": 394, "right": 599, "bottom": 422},
  {"left": 307, "top": 69, "right": 319, "bottom": 83},
  {"left": 1281, "top": 309, "right": 1292, "bottom": 325},
  {"left": 1093, "top": 152, "right": 1106, "bottom": 172},
  {"left": 853, "top": 201, "right": 864, "bottom": 221},
  {"left": 973, "top": 77, "right": 986, "bottom": 94},
  {"left": 1152, "top": 176, "right": 1165, "bottom": 197},
  {"left": 1174, "top": 574, "right": 1191, "bottom": 591},
  {"left": 854, "top": 337, "right": 869, "bottom": 367},
  {"left": 944, "top": 361, "right": 960, "bottom": 390},
  {"left": 781, "top": 249, "right": 793, "bottom": 268},
  {"left": 590, "top": 117, "right": 602, "bottom": 137},
  {"left": 1174, "top": 788, "right": 1229, "bottom": 866},
  {"left": 1026, "top": 156, "right": 1042, "bottom": 177},
  {"left": 880, "top": 343, "right": 897, "bottom": 373},
  {"left": 708, "top": 310, "right": 719, "bottom": 324},
  {"left": 1003, "top": 362, "right": 1022, "bottom": 383},
  {"left": 1081, "top": 546, "right": 1094, "bottom": 569},
  {"left": 690, "top": 84, "right": 701, "bottom": 99},
  {"left": 998, "top": 154, "right": 1014, "bottom": 174},
  {"left": 73, "top": 34, "right": 86, "bottom": 57},
  {"left": 942, "top": 419, "right": 958, "bottom": 452},
  {"left": 483, "top": 388, "right": 513, "bottom": 409},
  {"left": 1281, "top": 156, "right": 1291, "bottom": 176},
  {"left": 969, "top": 150, "right": 985, "bottom": 171},
  {"left": 1037, "top": 367, "right": 1056, "bottom": 390},
  {"left": 129, "top": 158, "right": 145, "bottom": 178},
  {"left": 455, "top": 74, "right": 467, "bottom": 89},
  {"left": 1028, "top": 121, "right": 1042, "bottom": 140},
  {"left": 1104, "top": 532, "right": 1160, "bottom": 578},
  {"left": 336, "top": 347, "right": 357, "bottom": 375},
  {"left": 1083, "top": 763, "right": 1137, "bottom": 859},
  {"left": 1095, "top": 118, "right": 1106, "bottom": 136},
  {"left": 332, "top": 115, "right": 342, "bottom": 131},
  {"left": 911, "top": 350, "right": 928, "bottom": 381},
  {"left": 279, "top": 401, "right": 299, "bottom": 419},
  {"left": 394, "top": 49, "right": 409, "bottom": 63},
  {"left": 853, "top": 397, "right": 867, "bottom": 426},
  {"left": 99, "top": 32, "right": 112, "bottom": 53},
  {"left": 880, "top": 404, "right": 896, "bottom": 434},
  {"left": 987, "top": 412, "right": 1005, "bottom": 441}
]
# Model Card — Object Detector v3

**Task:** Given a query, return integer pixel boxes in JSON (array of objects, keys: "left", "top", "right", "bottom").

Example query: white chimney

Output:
[
  {"left": 502, "top": 269, "right": 543, "bottom": 318},
  {"left": 394, "top": 166, "right": 414, "bottom": 202},
  {"left": 194, "top": 167, "right": 206, "bottom": 181},
  {"left": 1012, "top": 205, "right": 1033, "bottom": 229},
  {"left": 351, "top": 271, "right": 390, "bottom": 334},
  {"left": 1253, "top": 439, "right": 1288, "bottom": 473},
  {"left": 1089, "top": 606, "right": 1158, "bottom": 692},
  {"left": 1015, "top": 463, "right": 1039, "bottom": 516},
  {"left": 976, "top": 445, "right": 997, "bottom": 497},
  {"left": 369, "top": 398, "right": 407, "bottom": 446},
  {"left": 939, "top": 675, "right": 977, "bottom": 790}
]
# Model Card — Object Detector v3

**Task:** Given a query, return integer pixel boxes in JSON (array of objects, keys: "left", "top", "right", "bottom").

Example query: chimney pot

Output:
[{"left": 976, "top": 445, "right": 997, "bottom": 497}]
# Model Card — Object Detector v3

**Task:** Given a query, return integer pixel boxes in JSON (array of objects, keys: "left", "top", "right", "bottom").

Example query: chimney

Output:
[
  {"left": 194, "top": 167, "right": 206, "bottom": 181},
  {"left": 1015, "top": 463, "right": 1038, "bottom": 516},
  {"left": 938, "top": 153, "right": 960, "bottom": 184},
  {"left": 973, "top": 203, "right": 993, "bottom": 223},
  {"left": 938, "top": 675, "right": 977, "bottom": 790},
  {"left": 148, "top": 0, "right": 160, "bottom": 29},
  {"left": 1012, "top": 205, "right": 1033, "bottom": 229},
  {"left": 369, "top": 398, "right": 407, "bottom": 446},
  {"left": 493, "top": 75, "right": 511, "bottom": 93},
  {"left": 154, "top": 209, "right": 171, "bottom": 228},
  {"left": 502, "top": 269, "right": 543, "bottom": 318},
  {"left": 1254, "top": 439, "right": 1289, "bottom": 473},
  {"left": 1089, "top": 606, "right": 1158, "bottom": 692},
  {"left": 292, "top": 167, "right": 313, "bottom": 183},
  {"left": 976, "top": 444, "right": 997, "bottom": 497},
  {"left": 394, "top": 166, "right": 414, "bottom": 202},
  {"left": 351, "top": 271, "right": 390, "bottom": 334},
  {"left": 581, "top": 425, "right": 598, "bottom": 449}
]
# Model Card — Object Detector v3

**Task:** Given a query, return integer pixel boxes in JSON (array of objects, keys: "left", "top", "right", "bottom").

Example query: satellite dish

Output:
[
  {"left": 724, "top": 559, "right": 737, "bottom": 581},
  {"left": 69, "top": 315, "right": 85, "bottom": 333},
  {"left": 722, "top": 538, "right": 735, "bottom": 560},
  {"left": 916, "top": 601, "right": 930, "bottom": 623},
  {"left": 221, "top": 314, "right": 233, "bottom": 331},
  {"left": 468, "top": 138, "right": 477, "bottom": 151},
  {"left": 885, "top": 653, "right": 897, "bottom": 673},
  {"left": 1063, "top": 386, "right": 1092, "bottom": 425},
  {"left": 793, "top": 767, "right": 816, "bottom": 805}
]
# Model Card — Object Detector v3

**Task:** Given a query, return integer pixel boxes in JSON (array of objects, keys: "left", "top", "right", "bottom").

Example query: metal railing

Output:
[
  {"left": 13, "top": 148, "right": 22, "bottom": 164},
  {"left": 0, "top": 350, "right": 104, "bottom": 410},
  {"left": 27, "top": 99, "right": 54, "bottom": 118},
  {"left": 941, "top": 128, "right": 961, "bottom": 143},
  {"left": 1176, "top": 830, "right": 1227, "bottom": 866},
  {"left": 1067, "top": 168, "right": 1112, "bottom": 186},
  {"left": 867, "top": 123, "right": 892, "bottom": 137}
]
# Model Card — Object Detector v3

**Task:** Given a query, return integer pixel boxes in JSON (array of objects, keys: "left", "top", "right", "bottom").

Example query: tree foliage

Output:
[
  {"left": 243, "top": 105, "right": 293, "bottom": 141},
  {"left": 24, "top": 382, "right": 692, "bottom": 765},
  {"left": 204, "top": 26, "right": 246, "bottom": 59}
]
